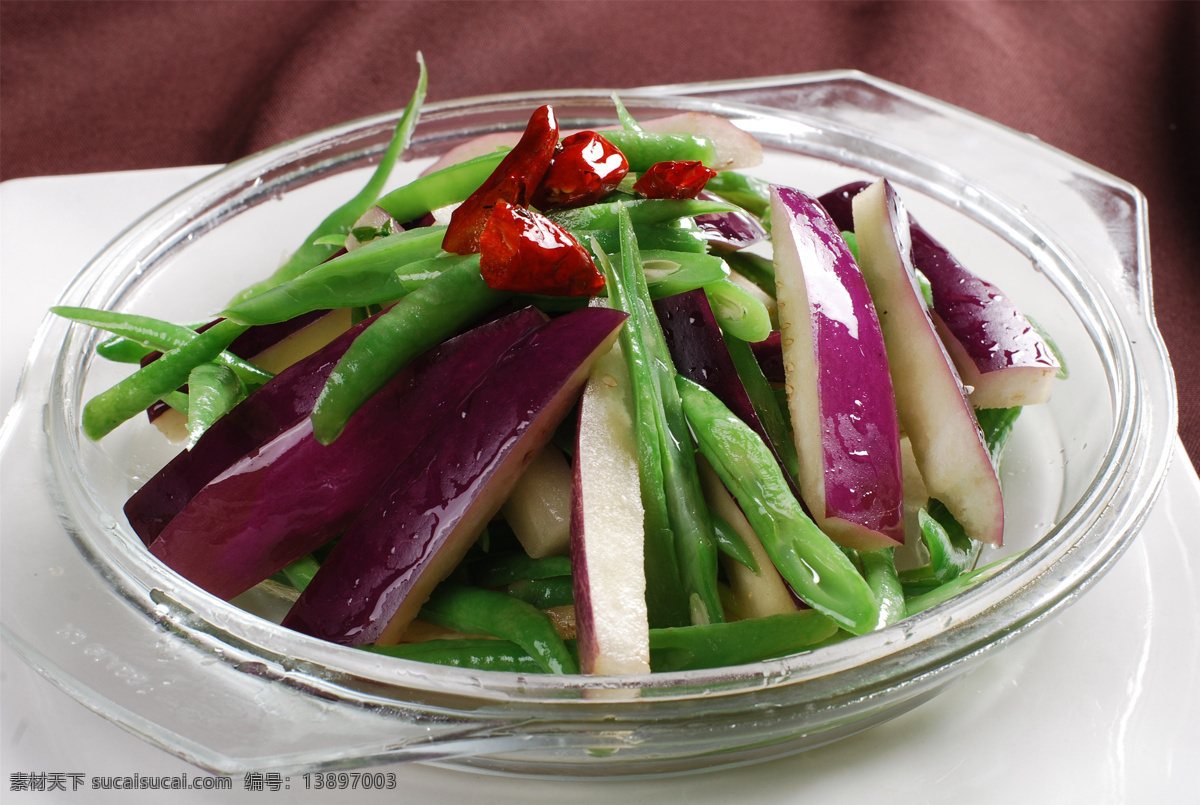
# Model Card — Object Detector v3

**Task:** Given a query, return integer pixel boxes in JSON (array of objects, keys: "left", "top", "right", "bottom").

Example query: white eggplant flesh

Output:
[
  {"left": 698, "top": 458, "right": 797, "bottom": 620},
  {"left": 771, "top": 184, "right": 905, "bottom": 550},
  {"left": 852, "top": 179, "right": 1004, "bottom": 546},
  {"left": 570, "top": 334, "right": 651, "bottom": 676},
  {"left": 501, "top": 444, "right": 573, "bottom": 559}
]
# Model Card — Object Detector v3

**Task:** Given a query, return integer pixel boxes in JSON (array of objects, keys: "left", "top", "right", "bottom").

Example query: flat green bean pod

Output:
[
  {"left": 223, "top": 226, "right": 448, "bottom": 326},
  {"left": 376, "top": 150, "right": 507, "bottom": 224},
  {"left": 309, "top": 256, "right": 506, "bottom": 444},
  {"left": 547, "top": 198, "right": 736, "bottom": 232},
  {"left": 52, "top": 306, "right": 272, "bottom": 389},
  {"left": 185, "top": 363, "right": 245, "bottom": 448},
  {"left": 230, "top": 55, "right": 428, "bottom": 304},
  {"left": 593, "top": 240, "right": 689, "bottom": 629},
  {"left": 676, "top": 375, "right": 880, "bottom": 635},
  {"left": 649, "top": 609, "right": 838, "bottom": 672},
  {"left": 703, "top": 278, "right": 773, "bottom": 343},
  {"left": 602, "top": 130, "right": 717, "bottom": 171},
  {"left": 614, "top": 206, "right": 723, "bottom": 627},
  {"left": 419, "top": 585, "right": 577, "bottom": 674},
  {"left": 81, "top": 318, "right": 250, "bottom": 440},
  {"left": 704, "top": 171, "right": 771, "bottom": 217},
  {"left": 469, "top": 553, "right": 572, "bottom": 588}
]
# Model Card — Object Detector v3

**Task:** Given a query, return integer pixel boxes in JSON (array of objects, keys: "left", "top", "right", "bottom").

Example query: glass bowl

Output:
[{"left": 0, "top": 72, "right": 1176, "bottom": 777}]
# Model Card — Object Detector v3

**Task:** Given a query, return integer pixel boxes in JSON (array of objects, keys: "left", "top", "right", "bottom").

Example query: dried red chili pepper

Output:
[
  {"left": 633, "top": 160, "right": 717, "bottom": 200},
  {"left": 443, "top": 105, "right": 560, "bottom": 255},
  {"left": 479, "top": 201, "right": 604, "bottom": 296},
  {"left": 531, "top": 131, "right": 629, "bottom": 210}
]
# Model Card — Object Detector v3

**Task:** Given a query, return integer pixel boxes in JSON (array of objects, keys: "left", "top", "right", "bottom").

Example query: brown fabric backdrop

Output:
[{"left": 3, "top": 0, "right": 1198, "bottom": 467}]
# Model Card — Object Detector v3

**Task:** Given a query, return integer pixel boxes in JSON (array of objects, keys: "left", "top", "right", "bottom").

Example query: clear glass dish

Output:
[{"left": 0, "top": 72, "right": 1176, "bottom": 777}]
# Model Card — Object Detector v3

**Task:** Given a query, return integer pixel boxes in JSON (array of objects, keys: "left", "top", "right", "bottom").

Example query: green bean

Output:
[
  {"left": 841, "top": 230, "right": 860, "bottom": 263},
  {"left": 309, "top": 255, "right": 506, "bottom": 444},
  {"left": 722, "top": 251, "right": 776, "bottom": 298},
  {"left": 391, "top": 252, "right": 476, "bottom": 293},
  {"left": 676, "top": 375, "right": 880, "bottom": 635},
  {"left": 575, "top": 218, "right": 708, "bottom": 254},
  {"left": 407, "top": 250, "right": 727, "bottom": 309},
  {"left": 81, "top": 318, "right": 249, "bottom": 440},
  {"left": 611, "top": 179, "right": 639, "bottom": 198},
  {"left": 704, "top": 171, "right": 771, "bottom": 217},
  {"left": 505, "top": 576, "right": 574, "bottom": 609},
  {"left": 419, "top": 585, "right": 577, "bottom": 674},
  {"left": 709, "top": 508, "right": 758, "bottom": 573},
  {"left": 916, "top": 267, "right": 935, "bottom": 307},
  {"left": 222, "top": 226, "right": 448, "bottom": 325},
  {"left": 898, "top": 565, "right": 942, "bottom": 598},
  {"left": 547, "top": 198, "right": 736, "bottom": 233},
  {"left": 598, "top": 249, "right": 732, "bottom": 300},
  {"left": 362, "top": 638, "right": 547, "bottom": 674},
  {"left": 96, "top": 335, "right": 155, "bottom": 364},
  {"left": 366, "top": 609, "right": 838, "bottom": 674},
  {"left": 312, "top": 233, "right": 348, "bottom": 248},
  {"left": 593, "top": 242, "right": 689, "bottom": 629},
  {"left": 51, "top": 306, "right": 186, "bottom": 345},
  {"left": 280, "top": 554, "right": 322, "bottom": 593},
  {"left": 185, "top": 363, "right": 245, "bottom": 448},
  {"left": 904, "top": 552, "right": 1023, "bottom": 616},
  {"left": 1027, "top": 318, "right": 1070, "bottom": 379},
  {"left": 373, "top": 125, "right": 719, "bottom": 223},
  {"left": 160, "top": 390, "right": 189, "bottom": 414},
  {"left": 772, "top": 387, "right": 791, "bottom": 430},
  {"left": 376, "top": 150, "right": 506, "bottom": 224},
  {"left": 649, "top": 609, "right": 838, "bottom": 672},
  {"left": 229, "top": 56, "right": 427, "bottom": 304},
  {"left": 857, "top": 548, "right": 904, "bottom": 628},
  {"left": 703, "top": 278, "right": 773, "bottom": 343},
  {"left": 469, "top": 553, "right": 572, "bottom": 588},
  {"left": 610, "top": 92, "right": 645, "bottom": 132},
  {"left": 602, "top": 130, "right": 717, "bottom": 171},
  {"left": 371, "top": 129, "right": 716, "bottom": 227},
  {"left": 919, "top": 504, "right": 974, "bottom": 583},
  {"left": 613, "top": 206, "right": 723, "bottom": 627},
  {"left": 977, "top": 406, "right": 1022, "bottom": 467},
  {"left": 641, "top": 251, "right": 730, "bottom": 297},
  {"left": 723, "top": 333, "right": 800, "bottom": 483},
  {"left": 51, "top": 306, "right": 272, "bottom": 390},
  {"left": 920, "top": 407, "right": 1022, "bottom": 582}
]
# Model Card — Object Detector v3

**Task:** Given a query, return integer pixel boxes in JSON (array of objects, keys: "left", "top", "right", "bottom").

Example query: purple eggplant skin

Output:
[
  {"left": 750, "top": 330, "right": 785, "bottom": 384},
  {"left": 146, "top": 308, "right": 548, "bottom": 600},
  {"left": 816, "top": 182, "right": 869, "bottom": 233},
  {"left": 655, "top": 290, "right": 760, "bottom": 428},
  {"left": 820, "top": 181, "right": 1059, "bottom": 404},
  {"left": 910, "top": 224, "right": 1060, "bottom": 402},
  {"left": 282, "top": 306, "right": 628, "bottom": 647},
  {"left": 694, "top": 191, "right": 768, "bottom": 252},
  {"left": 125, "top": 312, "right": 381, "bottom": 545},
  {"left": 655, "top": 289, "right": 801, "bottom": 499},
  {"left": 772, "top": 185, "right": 904, "bottom": 549}
]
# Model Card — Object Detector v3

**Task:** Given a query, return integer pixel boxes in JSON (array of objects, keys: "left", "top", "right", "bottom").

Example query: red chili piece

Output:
[
  {"left": 532, "top": 131, "right": 629, "bottom": 210},
  {"left": 443, "top": 105, "right": 560, "bottom": 255},
  {"left": 479, "top": 201, "right": 605, "bottom": 296},
  {"left": 633, "top": 160, "right": 717, "bottom": 200}
]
